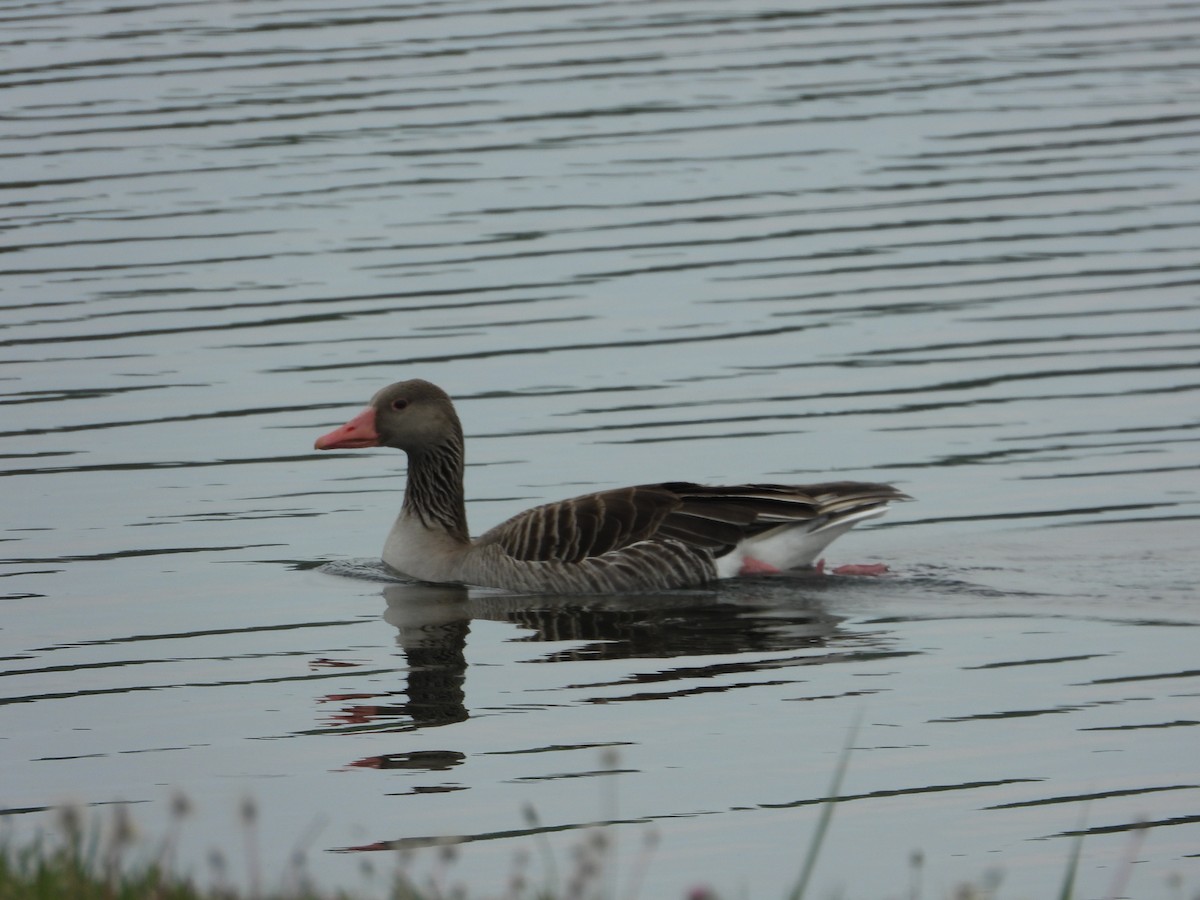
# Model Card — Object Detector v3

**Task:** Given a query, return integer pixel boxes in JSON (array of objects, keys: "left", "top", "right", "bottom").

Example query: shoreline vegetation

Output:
[
  {"left": 0, "top": 801, "right": 1100, "bottom": 900},
  {"left": 1, "top": 751, "right": 1118, "bottom": 900}
]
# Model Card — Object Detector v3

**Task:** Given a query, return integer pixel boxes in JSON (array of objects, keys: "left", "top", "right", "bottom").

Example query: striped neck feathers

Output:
[{"left": 402, "top": 430, "right": 469, "bottom": 543}]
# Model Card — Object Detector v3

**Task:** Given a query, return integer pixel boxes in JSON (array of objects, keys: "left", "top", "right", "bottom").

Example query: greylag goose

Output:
[{"left": 314, "top": 380, "right": 911, "bottom": 593}]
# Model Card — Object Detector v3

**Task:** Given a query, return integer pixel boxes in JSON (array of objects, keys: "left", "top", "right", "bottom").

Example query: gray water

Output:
[{"left": 2, "top": 0, "right": 1199, "bottom": 897}]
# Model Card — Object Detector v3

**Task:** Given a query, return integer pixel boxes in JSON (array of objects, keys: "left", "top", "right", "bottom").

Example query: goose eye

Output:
[{"left": 391, "top": 399, "right": 409, "bottom": 411}]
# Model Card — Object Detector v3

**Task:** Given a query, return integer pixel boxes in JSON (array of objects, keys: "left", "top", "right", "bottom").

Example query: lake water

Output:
[{"left": 2, "top": 0, "right": 1199, "bottom": 897}]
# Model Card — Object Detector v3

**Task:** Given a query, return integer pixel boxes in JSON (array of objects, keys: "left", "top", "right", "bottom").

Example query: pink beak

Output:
[{"left": 314, "top": 407, "right": 381, "bottom": 450}]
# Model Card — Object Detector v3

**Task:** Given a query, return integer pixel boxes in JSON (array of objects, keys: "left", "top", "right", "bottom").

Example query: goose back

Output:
[{"left": 465, "top": 480, "right": 910, "bottom": 591}]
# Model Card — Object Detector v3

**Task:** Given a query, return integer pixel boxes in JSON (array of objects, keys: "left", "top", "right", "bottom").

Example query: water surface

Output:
[{"left": 2, "top": 0, "right": 1199, "bottom": 897}]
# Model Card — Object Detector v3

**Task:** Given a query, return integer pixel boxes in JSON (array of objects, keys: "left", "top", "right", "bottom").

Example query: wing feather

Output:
[
  {"left": 478, "top": 486, "right": 682, "bottom": 563},
  {"left": 477, "top": 481, "right": 911, "bottom": 565}
]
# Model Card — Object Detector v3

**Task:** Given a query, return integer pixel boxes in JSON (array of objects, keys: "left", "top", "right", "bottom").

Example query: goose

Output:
[{"left": 314, "top": 379, "right": 911, "bottom": 593}]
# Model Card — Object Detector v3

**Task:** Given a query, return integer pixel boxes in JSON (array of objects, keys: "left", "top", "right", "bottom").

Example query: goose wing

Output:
[
  {"left": 478, "top": 481, "right": 910, "bottom": 564},
  {"left": 477, "top": 484, "right": 683, "bottom": 563},
  {"left": 654, "top": 481, "right": 909, "bottom": 556}
]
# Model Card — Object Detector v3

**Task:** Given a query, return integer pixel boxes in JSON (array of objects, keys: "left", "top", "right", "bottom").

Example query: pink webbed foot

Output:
[
  {"left": 814, "top": 558, "right": 891, "bottom": 576},
  {"left": 738, "top": 556, "right": 782, "bottom": 576}
]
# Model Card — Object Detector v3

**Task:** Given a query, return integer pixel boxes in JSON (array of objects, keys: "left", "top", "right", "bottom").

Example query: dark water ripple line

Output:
[
  {"left": 470, "top": 165, "right": 1192, "bottom": 220},
  {"left": 566, "top": 377, "right": 1200, "bottom": 419},
  {"left": 37, "top": 746, "right": 201, "bottom": 762},
  {"left": 912, "top": 126, "right": 1200, "bottom": 159},
  {"left": 0, "top": 402, "right": 350, "bottom": 439},
  {"left": 6, "top": 283, "right": 575, "bottom": 332},
  {"left": 130, "top": 509, "right": 325, "bottom": 525},
  {"left": 4, "top": 86, "right": 412, "bottom": 122},
  {"left": 0, "top": 455, "right": 328, "bottom": 478},
  {"left": 0, "top": 161, "right": 282, "bottom": 189},
  {"left": 191, "top": 54, "right": 1200, "bottom": 146},
  {"left": 198, "top": 5, "right": 1178, "bottom": 46},
  {"left": 0, "top": 67, "right": 915, "bottom": 140},
  {"left": 0, "top": 667, "right": 396, "bottom": 708},
  {"left": 998, "top": 422, "right": 1200, "bottom": 442},
  {"left": 511, "top": 768, "right": 639, "bottom": 784},
  {"left": 237, "top": 173, "right": 534, "bottom": 202},
  {"left": 6, "top": 2, "right": 1188, "bottom": 57},
  {"left": 207, "top": 99, "right": 1084, "bottom": 156},
  {"left": 5, "top": 60, "right": 1047, "bottom": 143},
  {"left": 877, "top": 217, "right": 1200, "bottom": 252},
  {"left": 1053, "top": 813, "right": 1200, "bottom": 838},
  {"left": 1, "top": 649, "right": 316, "bottom": 680},
  {"left": 477, "top": 384, "right": 1200, "bottom": 444},
  {"left": 585, "top": 677, "right": 801, "bottom": 704},
  {"left": 359, "top": 203, "right": 1183, "bottom": 275},
  {"left": 0, "top": 451, "right": 75, "bottom": 460},
  {"left": 886, "top": 146, "right": 1200, "bottom": 178},
  {"left": 381, "top": 183, "right": 1161, "bottom": 252},
  {"left": 2, "top": 10, "right": 1192, "bottom": 113},
  {"left": 5, "top": 88, "right": 486, "bottom": 125},
  {"left": 361, "top": 65, "right": 1200, "bottom": 145},
  {"left": 0, "top": 383, "right": 202, "bottom": 404},
  {"left": 944, "top": 111, "right": 1200, "bottom": 142},
  {"left": 29, "top": 619, "right": 371, "bottom": 653},
  {"left": 594, "top": 246, "right": 1118, "bottom": 285},
  {"left": 985, "top": 784, "right": 1200, "bottom": 810},
  {"left": 597, "top": 403, "right": 1200, "bottom": 458},
  {"left": 758, "top": 777, "right": 1043, "bottom": 810},
  {"left": 408, "top": 35, "right": 1200, "bottom": 102},
  {"left": 1020, "top": 463, "right": 1200, "bottom": 480},
  {"left": 0, "top": 544, "right": 284, "bottom": 564},
  {"left": 508, "top": 183, "right": 1171, "bottom": 239},
  {"left": 334, "top": 812, "right": 661, "bottom": 854},
  {"left": 715, "top": 268, "right": 1200, "bottom": 309},
  {"left": 3, "top": 97, "right": 491, "bottom": 141},
  {"left": 974, "top": 299, "right": 1200, "bottom": 321},
  {"left": 562, "top": 650, "right": 913, "bottom": 694},
  {"left": 559, "top": 386, "right": 1200, "bottom": 446},
  {"left": 0, "top": 252, "right": 290, "bottom": 278},
  {"left": 0, "top": 386, "right": 656, "bottom": 440},
  {"left": 0, "top": 288, "right": 576, "bottom": 343},
  {"left": 0, "top": 305, "right": 458, "bottom": 347},
  {"left": 340, "top": 778, "right": 1047, "bottom": 853},
  {"left": 964, "top": 654, "right": 1112, "bottom": 670},
  {"left": 930, "top": 705, "right": 1108, "bottom": 723},
  {"left": 0, "top": 800, "right": 136, "bottom": 819},
  {"left": 1081, "top": 720, "right": 1200, "bottom": 731},
  {"left": 0, "top": 23, "right": 1055, "bottom": 99},
  {"left": 101, "top": 286, "right": 572, "bottom": 318},
  {"left": 603, "top": 429, "right": 807, "bottom": 446},
  {"left": 855, "top": 328, "right": 1198, "bottom": 359},
  {"left": 861, "top": 612, "right": 1196, "bottom": 628},
  {"left": 849, "top": 342, "right": 1200, "bottom": 368},
  {"left": 0, "top": 43, "right": 476, "bottom": 92},
  {"left": 725, "top": 252, "right": 1200, "bottom": 287},
  {"left": 270, "top": 321, "right": 827, "bottom": 373},
  {"left": 0, "top": 229, "right": 287, "bottom": 255},
  {"left": 899, "top": 502, "right": 1179, "bottom": 528},
  {"left": 1078, "top": 669, "right": 1200, "bottom": 686}
]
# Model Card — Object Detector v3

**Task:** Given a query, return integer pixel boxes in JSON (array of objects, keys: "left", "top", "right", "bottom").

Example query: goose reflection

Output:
[
  {"left": 323, "top": 582, "right": 472, "bottom": 743},
  {"left": 342, "top": 577, "right": 866, "bottom": 737},
  {"left": 334, "top": 576, "right": 900, "bottom": 850}
]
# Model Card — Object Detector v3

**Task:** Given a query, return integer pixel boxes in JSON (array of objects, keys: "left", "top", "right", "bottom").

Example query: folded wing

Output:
[{"left": 479, "top": 481, "right": 910, "bottom": 565}]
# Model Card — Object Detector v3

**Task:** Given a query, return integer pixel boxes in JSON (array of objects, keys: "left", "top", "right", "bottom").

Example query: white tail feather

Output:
[{"left": 714, "top": 504, "right": 889, "bottom": 577}]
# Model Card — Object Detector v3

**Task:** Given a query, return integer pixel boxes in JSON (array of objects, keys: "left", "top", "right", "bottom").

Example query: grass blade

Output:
[{"left": 786, "top": 715, "right": 860, "bottom": 900}]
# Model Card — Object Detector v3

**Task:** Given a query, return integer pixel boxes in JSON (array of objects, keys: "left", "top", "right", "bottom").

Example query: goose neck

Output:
[{"left": 402, "top": 439, "right": 469, "bottom": 544}]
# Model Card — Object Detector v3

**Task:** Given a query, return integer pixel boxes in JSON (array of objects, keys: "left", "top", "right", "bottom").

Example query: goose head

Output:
[{"left": 314, "top": 379, "right": 462, "bottom": 454}]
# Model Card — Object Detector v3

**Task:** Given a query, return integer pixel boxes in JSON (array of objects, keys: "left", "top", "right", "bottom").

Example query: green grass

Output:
[
  {"left": 0, "top": 801, "right": 363, "bottom": 900},
  {"left": 0, "top": 773, "right": 1156, "bottom": 900},
  {"left": 0, "top": 798, "right": 607, "bottom": 900}
]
